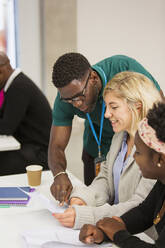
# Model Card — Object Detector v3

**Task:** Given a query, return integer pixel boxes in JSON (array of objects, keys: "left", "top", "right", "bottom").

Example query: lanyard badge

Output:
[
  {"left": 94, "top": 150, "right": 106, "bottom": 176},
  {"left": 86, "top": 67, "right": 107, "bottom": 176}
]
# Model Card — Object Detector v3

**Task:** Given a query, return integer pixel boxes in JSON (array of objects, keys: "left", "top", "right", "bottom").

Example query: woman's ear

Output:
[
  {"left": 159, "top": 153, "right": 165, "bottom": 167},
  {"left": 135, "top": 101, "right": 142, "bottom": 110}
]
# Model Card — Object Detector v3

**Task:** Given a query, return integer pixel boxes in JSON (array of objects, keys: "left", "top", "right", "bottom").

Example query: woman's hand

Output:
[
  {"left": 70, "top": 197, "right": 86, "bottom": 206},
  {"left": 52, "top": 207, "right": 76, "bottom": 227}
]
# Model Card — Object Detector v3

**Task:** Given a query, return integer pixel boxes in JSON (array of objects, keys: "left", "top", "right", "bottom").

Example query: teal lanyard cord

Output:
[{"left": 86, "top": 67, "right": 107, "bottom": 156}]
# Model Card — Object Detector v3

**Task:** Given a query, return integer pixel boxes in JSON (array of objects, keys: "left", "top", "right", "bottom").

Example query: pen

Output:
[{"left": 0, "top": 205, "right": 10, "bottom": 208}]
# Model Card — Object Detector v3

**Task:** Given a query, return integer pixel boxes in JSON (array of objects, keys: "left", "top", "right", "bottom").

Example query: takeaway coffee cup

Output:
[{"left": 26, "top": 165, "right": 43, "bottom": 186}]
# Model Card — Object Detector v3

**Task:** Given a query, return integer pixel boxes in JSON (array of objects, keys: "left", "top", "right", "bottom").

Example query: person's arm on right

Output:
[{"left": 48, "top": 125, "right": 73, "bottom": 205}]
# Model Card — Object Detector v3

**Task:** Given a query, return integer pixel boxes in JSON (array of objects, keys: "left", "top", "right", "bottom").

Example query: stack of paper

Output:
[
  {"left": 21, "top": 193, "right": 112, "bottom": 248},
  {"left": 0, "top": 187, "right": 31, "bottom": 207}
]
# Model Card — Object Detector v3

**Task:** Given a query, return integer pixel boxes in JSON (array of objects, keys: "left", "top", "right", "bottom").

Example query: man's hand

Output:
[
  {"left": 79, "top": 224, "right": 104, "bottom": 244},
  {"left": 48, "top": 125, "right": 73, "bottom": 205},
  {"left": 52, "top": 207, "right": 76, "bottom": 227},
  {"left": 96, "top": 217, "right": 126, "bottom": 241},
  {"left": 50, "top": 173, "right": 73, "bottom": 205},
  {"left": 70, "top": 197, "right": 86, "bottom": 206}
]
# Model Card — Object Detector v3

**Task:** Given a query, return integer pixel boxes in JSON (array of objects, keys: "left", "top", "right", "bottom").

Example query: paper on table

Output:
[
  {"left": 42, "top": 242, "right": 112, "bottom": 248},
  {"left": 35, "top": 192, "right": 67, "bottom": 213},
  {"left": 21, "top": 194, "right": 112, "bottom": 247},
  {"left": 22, "top": 226, "right": 112, "bottom": 247}
]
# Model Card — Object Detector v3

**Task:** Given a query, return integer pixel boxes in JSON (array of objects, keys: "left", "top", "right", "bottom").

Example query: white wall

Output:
[
  {"left": 15, "top": 0, "right": 165, "bottom": 94},
  {"left": 16, "top": 0, "right": 42, "bottom": 88},
  {"left": 42, "top": 0, "right": 77, "bottom": 106},
  {"left": 77, "top": 0, "right": 165, "bottom": 92}
]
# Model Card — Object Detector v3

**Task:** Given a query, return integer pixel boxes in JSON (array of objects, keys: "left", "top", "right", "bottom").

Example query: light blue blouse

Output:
[{"left": 113, "top": 132, "right": 130, "bottom": 204}]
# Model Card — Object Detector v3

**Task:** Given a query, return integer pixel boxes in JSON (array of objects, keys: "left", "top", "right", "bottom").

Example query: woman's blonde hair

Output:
[{"left": 103, "top": 71, "right": 162, "bottom": 136}]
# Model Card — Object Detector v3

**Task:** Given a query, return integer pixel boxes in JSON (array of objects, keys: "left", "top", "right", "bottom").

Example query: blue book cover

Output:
[{"left": 0, "top": 187, "right": 29, "bottom": 200}]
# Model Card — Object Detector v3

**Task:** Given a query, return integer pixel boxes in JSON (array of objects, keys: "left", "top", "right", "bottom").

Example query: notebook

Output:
[
  {"left": 0, "top": 187, "right": 29, "bottom": 201},
  {"left": 0, "top": 199, "right": 30, "bottom": 205}
]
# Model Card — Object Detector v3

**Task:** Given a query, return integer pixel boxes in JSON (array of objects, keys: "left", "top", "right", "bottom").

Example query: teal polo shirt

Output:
[{"left": 52, "top": 55, "right": 160, "bottom": 158}]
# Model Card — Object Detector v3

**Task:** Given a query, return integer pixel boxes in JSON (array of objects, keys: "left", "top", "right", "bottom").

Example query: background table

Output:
[{"left": 0, "top": 135, "right": 21, "bottom": 151}]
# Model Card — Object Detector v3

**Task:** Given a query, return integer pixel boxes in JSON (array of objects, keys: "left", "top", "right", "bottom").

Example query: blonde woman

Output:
[
  {"left": 79, "top": 102, "right": 165, "bottom": 247},
  {"left": 52, "top": 71, "right": 162, "bottom": 236}
]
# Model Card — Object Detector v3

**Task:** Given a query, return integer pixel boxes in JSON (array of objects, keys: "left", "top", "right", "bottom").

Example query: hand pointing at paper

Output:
[{"left": 50, "top": 172, "right": 73, "bottom": 206}]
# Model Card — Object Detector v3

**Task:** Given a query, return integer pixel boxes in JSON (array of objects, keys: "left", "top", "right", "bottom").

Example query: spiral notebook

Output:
[{"left": 0, "top": 187, "right": 32, "bottom": 206}]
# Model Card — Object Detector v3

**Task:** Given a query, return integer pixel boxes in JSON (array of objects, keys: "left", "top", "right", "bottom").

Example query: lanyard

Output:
[{"left": 86, "top": 67, "right": 107, "bottom": 157}]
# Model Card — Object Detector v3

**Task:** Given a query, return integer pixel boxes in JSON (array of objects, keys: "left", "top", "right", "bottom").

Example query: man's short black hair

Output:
[
  {"left": 147, "top": 102, "right": 165, "bottom": 143},
  {"left": 52, "top": 52, "right": 91, "bottom": 88}
]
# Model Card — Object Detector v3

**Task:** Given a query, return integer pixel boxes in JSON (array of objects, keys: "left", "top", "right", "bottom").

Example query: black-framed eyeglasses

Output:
[{"left": 60, "top": 72, "right": 91, "bottom": 103}]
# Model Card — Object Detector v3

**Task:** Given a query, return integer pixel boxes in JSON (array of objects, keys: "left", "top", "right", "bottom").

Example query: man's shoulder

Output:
[
  {"left": 93, "top": 55, "right": 133, "bottom": 66},
  {"left": 92, "top": 55, "right": 137, "bottom": 82},
  {"left": 14, "top": 72, "right": 36, "bottom": 85},
  {"left": 12, "top": 73, "right": 44, "bottom": 95}
]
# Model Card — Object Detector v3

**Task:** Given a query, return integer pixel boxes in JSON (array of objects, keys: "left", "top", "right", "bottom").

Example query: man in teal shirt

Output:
[{"left": 49, "top": 53, "right": 163, "bottom": 204}]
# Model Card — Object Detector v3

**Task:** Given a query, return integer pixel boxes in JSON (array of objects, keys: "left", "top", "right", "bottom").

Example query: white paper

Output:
[
  {"left": 36, "top": 193, "right": 67, "bottom": 213},
  {"left": 42, "top": 241, "right": 112, "bottom": 248},
  {"left": 22, "top": 226, "right": 112, "bottom": 248},
  {"left": 20, "top": 193, "right": 112, "bottom": 248}
]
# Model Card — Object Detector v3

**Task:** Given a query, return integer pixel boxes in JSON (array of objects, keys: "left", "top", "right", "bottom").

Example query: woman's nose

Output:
[{"left": 104, "top": 108, "right": 112, "bottom": 119}]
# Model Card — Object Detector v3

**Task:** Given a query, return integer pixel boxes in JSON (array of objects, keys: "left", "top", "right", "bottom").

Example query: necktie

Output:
[{"left": 0, "top": 89, "right": 4, "bottom": 108}]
